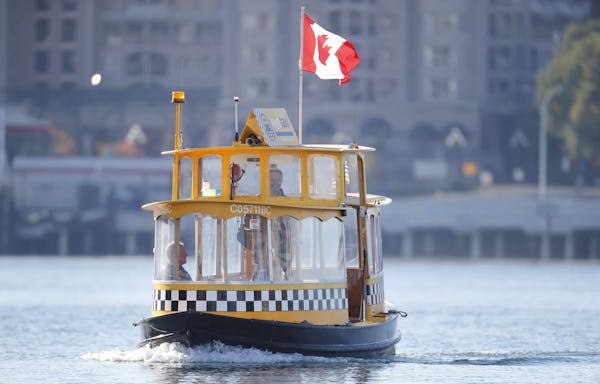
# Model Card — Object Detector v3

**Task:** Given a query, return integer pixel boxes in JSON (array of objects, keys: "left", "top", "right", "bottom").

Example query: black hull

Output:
[{"left": 137, "top": 311, "right": 400, "bottom": 357}]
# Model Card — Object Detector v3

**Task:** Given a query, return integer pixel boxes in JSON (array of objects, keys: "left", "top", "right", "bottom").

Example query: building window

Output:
[
  {"left": 105, "top": 22, "right": 122, "bottom": 46},
  {"left": 349, "top": 78, "right": 362, "bottom": 101},
  {"left": 366, "top": 78, "right": 375, "bottom": 101},
  {"left": 62, "top": 0, "right": 77, "bottom": 11},
  {"left": 198, "top": 53, "right": 214, "bottom": 73},
  {"left": 426, "top": 78, "right": 457, "bottom": 100},
  {"left": 488, "top": 77, "right": 510, "bottom": 95},
  {"left": 425, "top": 45, "right": 452, "bottom": 67},
  {"left": 242, "top": 45, "right": 266, "bottom": 65},
  {"left": 36, "top": 0, "right": 50, "bottom": 12},
  {"left": 61, "top": 50, "right": 76, "bottom": 73},
  {"left": 150, "top": 21, "right": 169, "bottom": 41},
  {"left": 150, "top": 53, "right": 168, "bottom": 75},
  {"left": 34, "top": 51, "right": 49, "bottom": 73},
  {"left": 175, "top": 22, "right": 194, "bottom": 43},
  {"left": 330, "top": 11, "right": 342, "bottom": 33},
  {"left": 173, "top": 0, "right": 195, "bottom": 9},
  {"left": 196, "top": 21, "right": 221, "bottom": 44},
  {"left": 490, "top": 0, "right": 512, "bottom": 6},
  {"left": 376, "top": 47, "right": 395, "bottom": 68},
  {"left": 489, "top": 45, "right": 511, "bottom": 69},
  {"left": 245, "top": 78, "right": 268, "bottom": 98},
  {"left": 368, "top": 13, "right": 375, "bottom": 36},
  {"left": 379, "top": 78, "right": 397, "bottom": 98},
  {"left": 62, "top": 19, "right": 76, "bottom": 42},
  {"left": 426, "top": 12, "right": 459, "bottom": 34},
  {"left": 126, "top": 22, "right": 144, "bottom": 43},
  {"left": 126, "top": 53, "right": 143, "bottom": 75},
  {"left": 242, "top": 13, "right": 271, "bottom": 31},
  {"left": 488, "top": 12, "right": 512, "bottom": 38},
  {"left": 35, "top": 19, "right": 51, "bottom": 42},
  {"left": 375, "top": 13, "right": 397, "bottom": 33},
  {"left": 349, "top": 11, "right": 362, "bottom": 35}
]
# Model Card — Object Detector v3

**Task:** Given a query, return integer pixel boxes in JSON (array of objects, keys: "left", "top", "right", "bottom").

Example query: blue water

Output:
[{"left": 1, "top": 256, "right": 599, "bottom": 383}]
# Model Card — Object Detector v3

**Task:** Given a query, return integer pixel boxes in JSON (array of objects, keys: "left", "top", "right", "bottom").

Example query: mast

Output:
[{"left": 298, "top": 6, "right": 305, "bottom": 144}]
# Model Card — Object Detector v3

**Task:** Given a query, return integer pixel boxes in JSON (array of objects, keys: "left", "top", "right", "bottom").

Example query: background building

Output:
[{"left": 1, "top": 0, "right": 594, "bottom": 255}]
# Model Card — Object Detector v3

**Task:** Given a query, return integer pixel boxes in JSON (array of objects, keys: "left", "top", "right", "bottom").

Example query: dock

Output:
[{"left": 382, "top": 186, "right": 600, "bottom": 260}]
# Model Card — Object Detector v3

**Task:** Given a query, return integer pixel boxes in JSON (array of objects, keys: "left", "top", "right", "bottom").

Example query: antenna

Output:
[
  {"left": 234, "top": 96, "right": 239, "bottom": 141},
  {"left": 178, "top": 56, "right": 184, "bottom": 90}
]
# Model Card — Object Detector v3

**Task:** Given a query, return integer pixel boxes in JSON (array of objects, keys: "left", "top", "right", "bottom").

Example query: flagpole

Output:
[{"left": 298, "top": 6, "right": 305, "bottom": 144}]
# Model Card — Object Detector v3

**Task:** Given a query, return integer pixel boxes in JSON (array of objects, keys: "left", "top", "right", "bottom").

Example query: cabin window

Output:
[
  {"left": 195, "top": 214, "right": 223, "bottom": 280},
  {"left": 178, "top": 156, "right": 193, "bottom": 199},
  {"left": 375, "top": 213, "right": 383, "bottom": 272},
  {"left": 366, "top": 212, "right": 383, "bottom": 274},
  {"left": 299, "top": 217, "right": 345, "bottom": 280},
  {"left": 343, "top": 154, "right": 360, "bottom": 200},
  {"left": 308, "top": 155, "right": 337, "bottom": 200},
  {"left": 230, "top": 154, "right": 261, "bottom": 196},
  {"left": 270, "top": 215, "right": 300, "bottom": 281},
  {"left": 269, "top": 155, "right": 300, "bottom": 197},
  {"left": 344, "top": 208, "right": 359, "bottom": 268},
  {"left": 153, "top": 216, "right": 181, "bottom": 280},
  {"left": 225, "top": 216, "right": 245, "bottom": 279},
  {"left": 198, "top": 155, "right": 222, "bottom": 197},
  {"left": 192, "top": 213, "right": 348, "bottom": 283},
  {"left": 236, "top": 214, "right": 270, "bottom": 281}
]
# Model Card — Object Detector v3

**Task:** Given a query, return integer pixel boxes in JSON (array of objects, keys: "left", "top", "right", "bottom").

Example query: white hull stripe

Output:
[{"left": 153, "top": 288, "right": 348, "bottom": 312}]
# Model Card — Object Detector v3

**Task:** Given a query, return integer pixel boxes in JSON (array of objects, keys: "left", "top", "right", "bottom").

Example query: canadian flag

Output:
[{"left": 302, "top": 14, "right": 360, "bottom": 86}]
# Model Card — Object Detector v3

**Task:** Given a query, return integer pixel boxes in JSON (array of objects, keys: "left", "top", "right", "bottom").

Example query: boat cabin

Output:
[{"left": 142, "top": 103, "right": 390, "bottom": 326}]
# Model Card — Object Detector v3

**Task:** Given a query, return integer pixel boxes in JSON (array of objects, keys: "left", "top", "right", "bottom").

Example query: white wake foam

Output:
[{"left": 81, "top": 341, "right": 346, "bottom": 365}]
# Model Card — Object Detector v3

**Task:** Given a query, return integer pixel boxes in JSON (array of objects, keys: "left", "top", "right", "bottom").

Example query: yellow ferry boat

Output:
[{"left": 135, "top": 91, "right": 402, "bottom": 357}]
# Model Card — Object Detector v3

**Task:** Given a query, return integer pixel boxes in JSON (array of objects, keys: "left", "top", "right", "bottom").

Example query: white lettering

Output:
[{"left": 229, "top": 204, "right": 271, "bottom": 216}]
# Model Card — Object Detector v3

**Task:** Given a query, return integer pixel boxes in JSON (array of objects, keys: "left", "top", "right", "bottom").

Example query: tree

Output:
[{"left": 536, "top": 20, "right": 600, "bottom": 165}]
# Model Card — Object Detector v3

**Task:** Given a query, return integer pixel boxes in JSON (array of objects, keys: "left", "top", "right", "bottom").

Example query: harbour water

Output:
[{"left": 1, "top": 256, "right": 599, "bottom": 384}]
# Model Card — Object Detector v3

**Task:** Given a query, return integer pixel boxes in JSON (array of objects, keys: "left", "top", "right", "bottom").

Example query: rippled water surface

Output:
[{"left": 1, "top": 256, "right": 599, "bottom": 383}]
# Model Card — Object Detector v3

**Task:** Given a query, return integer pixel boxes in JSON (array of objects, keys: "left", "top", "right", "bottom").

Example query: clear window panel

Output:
[
  {"left": 299, "top": 217, "right": 345, "bottom": 281},
  {"left": 309, "top": 155, "right": 337, "bottom": 200},
  {"left": 269, "top": 155, "right": 301, "bottom": 197},
  {"left": 299, "top": 218, "right": 317, "bottom": 277},
  {"left": 237, "top": 214, "right": 269, "bottom": 281},
  {"left": 368, "top": 215, "right": 377, "bottom": 274},
  {"left": 230, "top": 154, "right": 261, "bottom": 196},
  {"left": 375, "top": 213, "right": 383, "bottom": 273},
  {"left": 225, "top": 217, "right": 243, "bottom": 280},
  {"left": 178, "top": 157, "right": 192, "bottom": 199},
  {"left": 366, "top": 213, "right": 384, "bottom": 274},
  {"left": 343, "top": 154, "right": 360, "bottom": 198},
  {"left": 199, "top": 156, "right": 222, "bottom": 197},
  {"left": 344, "top": 208, "right": 359, "bottom": 268},
  {"left": 270, "top": 216, "right": 300, "bottom": 281},
  {"left": 179, "top": 214, "right": 195, "bottom": 279},
  {"left": 154, "top": 216, "right": 177, "bottom": 280},
  {"left": 197, "top": 214, "right": 222, "bottom": 280},
  {"left": 321, "top": 218, "right": 345, "bottom": 275}
]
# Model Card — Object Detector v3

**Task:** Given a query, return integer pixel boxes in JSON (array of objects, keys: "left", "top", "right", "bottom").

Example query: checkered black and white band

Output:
[
  {"left": 153, "top": 287, "right": 348, "bottom": 313},
  {"left": 366, "top": 280, "right": 384, "bottom": 306}
]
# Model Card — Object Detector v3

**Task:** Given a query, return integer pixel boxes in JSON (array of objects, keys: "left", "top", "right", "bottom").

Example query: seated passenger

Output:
[{"left": 163, "top": 241, "right": 191, "bottom": 281}]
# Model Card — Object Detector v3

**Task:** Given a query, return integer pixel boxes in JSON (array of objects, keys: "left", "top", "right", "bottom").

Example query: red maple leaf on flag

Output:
[{"left": 317, "top": 34, "right": 330, "bottom": 65}]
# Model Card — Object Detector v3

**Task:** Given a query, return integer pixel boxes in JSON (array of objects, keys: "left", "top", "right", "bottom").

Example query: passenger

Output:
[
  {"left": 269, "top": 168, "right": 284, "bottom": 196},
  {"left": 163, "top": 241, "right": 192, "bottom": 281},
  {"left": 269, "top": 167, "right": 291, "bottom": 279},
  {"left": 238, "top": 168, "right": 292, "bottom": 281}
]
